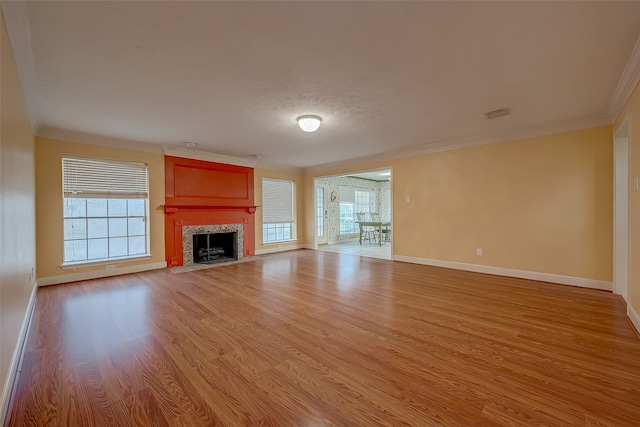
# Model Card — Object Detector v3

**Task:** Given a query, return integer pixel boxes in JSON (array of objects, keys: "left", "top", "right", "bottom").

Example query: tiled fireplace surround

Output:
[{"left": 181, "top": 223, "right": 244, "bottom": 266}]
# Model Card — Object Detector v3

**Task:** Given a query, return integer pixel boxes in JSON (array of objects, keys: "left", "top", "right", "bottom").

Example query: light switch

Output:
[{"left": 405, "top": 196, "right": 411, "bottom": 204}]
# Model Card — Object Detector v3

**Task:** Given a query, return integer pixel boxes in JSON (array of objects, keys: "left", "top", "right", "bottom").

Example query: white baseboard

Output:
[
  {"left": 256, "top": 244, "right": 311, "bottom": 255},
  {"left": 393, "top": 255, "right": 612, "bottom": 291},
  {"left": 37, "top": 261, "right": 167, "bottom": 287},
  {"left": 628, "top": 305, "right": 640, "bottom": 336},
  {"left": 0, "top": 283, "right": 37, "bottom": 425}
]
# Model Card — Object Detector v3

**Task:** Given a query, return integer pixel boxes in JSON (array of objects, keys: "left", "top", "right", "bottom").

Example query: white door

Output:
[
  {"left": 316, "top": 186, "right": 328, "bottom": 245},
  {"left": 614, "top": 120, "right": 629, "bottom": 304}
]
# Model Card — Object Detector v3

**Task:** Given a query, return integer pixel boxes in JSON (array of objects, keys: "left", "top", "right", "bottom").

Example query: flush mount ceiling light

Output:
[
  {"left": 297, "top": 115, "right": 322, "bottom": 132},
  {"left": 184, "top": 141, "right": 198, "bottom": 147}
]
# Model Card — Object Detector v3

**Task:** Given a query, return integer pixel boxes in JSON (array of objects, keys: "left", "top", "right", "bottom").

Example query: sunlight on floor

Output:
[{"left": 316, "top": 240, "right": 391, "bottom": 260}]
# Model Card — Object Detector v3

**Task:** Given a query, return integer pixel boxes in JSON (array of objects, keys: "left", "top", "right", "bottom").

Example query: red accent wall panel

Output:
[
  {"left": 165, "top": 156, "right": 254, "bottom": 207},
  {"left": 164, "top": 156, "right": 255, "bottom": 266}
]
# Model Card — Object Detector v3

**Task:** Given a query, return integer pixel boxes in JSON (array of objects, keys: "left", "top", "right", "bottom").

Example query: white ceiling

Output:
[{"left": 5, "top": 1, "right": 640, "bottom": 169}]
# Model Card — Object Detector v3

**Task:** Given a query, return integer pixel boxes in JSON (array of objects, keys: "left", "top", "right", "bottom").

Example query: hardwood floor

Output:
[{"left": 6, "top": 250, "right": 640, "bottom": 426}]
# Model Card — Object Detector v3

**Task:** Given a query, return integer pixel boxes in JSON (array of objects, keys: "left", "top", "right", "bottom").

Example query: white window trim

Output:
[{"left": 62, "top": 156, "right": 150, "bottom": 263}]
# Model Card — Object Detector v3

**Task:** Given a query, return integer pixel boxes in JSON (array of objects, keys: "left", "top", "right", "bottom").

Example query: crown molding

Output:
[
  {"left": 608, "top": 34, "right": 640, "bottom": 122},
  {"left": 253, "top": 159, "right": 303, "bottom": 174},
  {"left": 1, "top": 1, "right": 40, "bottom": 131},
  {"left": 303, "top": 113, "right": 612, "bottom": 175},
  {"left": 37, "top": 126, "right": 303, "bottom": 171},
  {"left": 37, "top": 126, "right": 165, "bottom": 154},
  {"left": 163, "top": 146, "right": 257, "bottom": 168}
]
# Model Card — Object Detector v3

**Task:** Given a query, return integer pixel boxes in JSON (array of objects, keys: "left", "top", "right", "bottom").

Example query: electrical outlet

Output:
[
  {"left": 106, "top": 264, "right": 116, "bottom": 270},
  {"left": 476, "top": 248, "right": 483, "bottom": 256}
]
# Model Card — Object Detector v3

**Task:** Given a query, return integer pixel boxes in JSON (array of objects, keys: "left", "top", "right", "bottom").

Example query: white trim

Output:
[
  {"left": 0, "top": 1, "right": 39, "bottom": 131},
  {"left": 0, "top": 284, "right": 37, "bottom": 425},
  {"left": 303, "top": 114, "right": 611, "bottom": 175},
  {"left": 38, "top": 127, "right": 164, "bottom": 154},
  {"left": 608, "top": 34, "right": 640, "bottom": 122},
  {"left": 163, "top": 147, "right": 257, "bottom": 168},
  {"left": 37, "top": 261, "right": 166, "bottom": 287},
  {"left": 256, "top": 244, "right": 311, "bottom": 255},
  {"left": 61, "top": 254, "right": 152, "bottom": 270},
  {"left": 254, "top": 159, "right": 303, "bottom": 174},
  {"left": 393, "top": 255, "right": 613, "bottom": 291},
  {"left": 628, "top": 305, "right": 640, "bottom": 336},
  {"left": 613, "top": 117, "right": 630, "bottom": 302}
]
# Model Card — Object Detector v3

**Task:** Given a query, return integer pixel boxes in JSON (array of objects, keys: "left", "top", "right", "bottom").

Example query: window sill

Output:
[
  {"left": 262, "top": 239, "right": 297, "bottom": 246},
  {"left": 61, "top": 254, "right": 152, "bottom": 270}
]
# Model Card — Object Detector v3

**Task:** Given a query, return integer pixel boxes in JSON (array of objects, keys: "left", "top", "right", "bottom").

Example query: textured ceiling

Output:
[{"left": 10, "top": 1, "right": 640, "bottom": 168}]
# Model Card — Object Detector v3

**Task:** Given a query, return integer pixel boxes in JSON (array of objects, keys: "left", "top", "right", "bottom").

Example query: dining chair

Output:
[
  {"left": 370, "top": 212, "right": 382, "bottom": 242},
  {"left": 356, "top": 212, "right": 377, "bottom": 244}
]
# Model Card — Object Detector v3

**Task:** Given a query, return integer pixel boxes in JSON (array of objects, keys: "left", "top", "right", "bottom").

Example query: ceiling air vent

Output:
[{"left": 485, "top": 108, "right": 510, "bottom": 119}]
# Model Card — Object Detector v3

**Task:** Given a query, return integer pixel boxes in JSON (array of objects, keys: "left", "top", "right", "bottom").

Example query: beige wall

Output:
[
  {"left": 35, "top": 138, "right": 165, "bottom": 279},
  {"left": 0, "top": 10, "right": 36, "bottom": 399},
  {"left": 305, "top": 125, "right": 613, "bottom": 281},
  {"left": 614, "top": 82, "right": 640, "bottom": 313},
  {"left": 254, "top": 168, "right": 306, "bottom": 252}
]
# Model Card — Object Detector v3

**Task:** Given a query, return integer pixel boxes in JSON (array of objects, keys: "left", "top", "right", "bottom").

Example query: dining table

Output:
[{"left": 355, "top": 221, "right": 391, "bottom": 246}]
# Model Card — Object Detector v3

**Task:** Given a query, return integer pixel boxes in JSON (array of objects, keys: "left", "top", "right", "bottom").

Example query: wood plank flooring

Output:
[{"left": 6, "top": 250, "right": 640, "bottom": 426}]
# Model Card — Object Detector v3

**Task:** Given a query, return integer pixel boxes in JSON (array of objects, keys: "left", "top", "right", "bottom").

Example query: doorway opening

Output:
[{"left": 313, "top": 168, "right": 392, "bottom": 260}]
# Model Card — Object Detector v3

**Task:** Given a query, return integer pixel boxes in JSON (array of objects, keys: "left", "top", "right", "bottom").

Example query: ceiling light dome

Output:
[{"left": 297, "top": 115, "right": 322, "bottom": 132}]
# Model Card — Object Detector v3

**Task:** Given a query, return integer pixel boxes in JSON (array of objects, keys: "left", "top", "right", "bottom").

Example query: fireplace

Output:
[
  {"left": 164, "top": 156, "right": 256, "bottom": 267},
  {"left": 182, "top": 223, "right": 244, "bottom": 266},
  {"left": 192, "top": 232, "right": 237, "bottom": 264}
]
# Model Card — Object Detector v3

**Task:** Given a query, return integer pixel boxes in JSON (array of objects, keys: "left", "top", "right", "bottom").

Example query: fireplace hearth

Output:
[{"left": 192, "top": 232, "right": 237, "bottom": 264}]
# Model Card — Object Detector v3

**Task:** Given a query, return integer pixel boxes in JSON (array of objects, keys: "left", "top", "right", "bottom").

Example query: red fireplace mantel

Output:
[{"left": 164, "top": 156, "right": 256, "bottom": 267}]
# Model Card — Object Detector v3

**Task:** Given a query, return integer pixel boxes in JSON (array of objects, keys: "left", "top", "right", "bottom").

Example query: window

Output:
[
  {"left": 339, "top": 186, "right": 374, "bottom": 234},
  {"left": 62, "top": 157, "right": 149, "bottom": 264},
  {"left": 262, "top": 178, "right": 295, "bottom": 243},
  {"left": 316, "top": 187, "right": 324, "bottom": 237}
]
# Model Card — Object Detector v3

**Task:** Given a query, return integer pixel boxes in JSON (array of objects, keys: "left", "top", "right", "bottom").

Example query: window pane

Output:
[
  {"left": 88, "top": 238, "right": 108, "bottom": 259},
  {"left": 339, "top": 202, "right": 354, "bottom": 233},
  {"left": 128, "top": 199, "right": 145, "bottom": 217},
  {"left": 63, "top": 198, "right": 86, "bottom": 218},
  {"left": 87, "top": 199, "right": 107, "bottom": 217},
  {"left": 108, "top": 199, "right": 127, "bottom": 216},
  {"left": 87, "top": 218, "right": 108, "bottom": 238},
  {"left": 64, "top": 241, "right": 74, "bottom": 262},
  {"left": 128, "top": 217, "right": 145, "bottom": 236},
  {"left": 109, "top": 237, "right": 127, "bottom": 257},
  {"left": 109, "top": 218, "right": 127, "bottom": 237},
  {"left": 73, "top": 240, "right": 87, "bottom": 261},
  {"left": 128, "top": 236, "right": 146, "bottom": 255},
  {"left": 64, "top": 219, "right": 87, "bottom": 239}
]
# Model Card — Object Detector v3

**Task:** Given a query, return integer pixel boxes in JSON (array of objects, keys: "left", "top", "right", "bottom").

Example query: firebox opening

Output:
[{"left": 192, "top": 232, "right": 238, "bottom": 265}]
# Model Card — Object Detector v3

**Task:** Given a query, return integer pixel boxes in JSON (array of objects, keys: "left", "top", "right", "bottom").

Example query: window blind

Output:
[
  {"left": 262, "top": 178, "right": 294, "bottom": 223},
  {"left": 339, "top": 186, "right": 355, "bottom": 203},
  {"left": 62, "top": 157, "right": 148, "bottom": 199}
]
